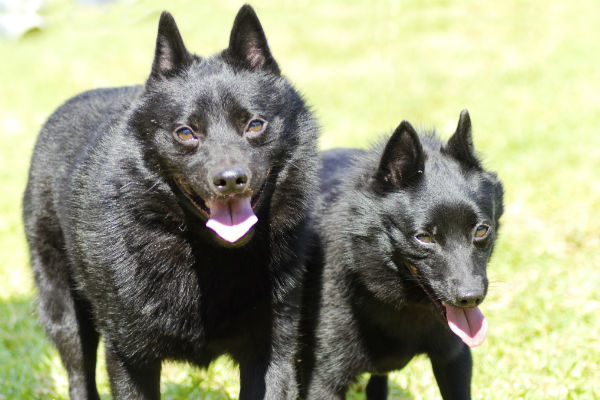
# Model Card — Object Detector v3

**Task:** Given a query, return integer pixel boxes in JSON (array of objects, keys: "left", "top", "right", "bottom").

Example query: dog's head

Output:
[
  {"left": 129, "top": 6, "right": 317, "bottom": 247},
  {"left": 371, "top": 110, "right": 504, "bottom": 346}
]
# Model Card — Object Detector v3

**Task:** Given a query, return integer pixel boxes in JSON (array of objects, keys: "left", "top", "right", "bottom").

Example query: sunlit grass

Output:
[{"left": 1, "top": 0, "right": 599, "bottom": 398}]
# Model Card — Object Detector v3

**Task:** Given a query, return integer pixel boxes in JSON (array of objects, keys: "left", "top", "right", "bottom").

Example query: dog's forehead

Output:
[
  {"left": 410, "top": 157, "right": 496, "bottom": 224},
  {"left": 152, "top": 72, "right": 276, "bottom": 122},
  {"left": 423, "top": 155, "right": 470, "bottom": 194},
  {"left": 157, "top": 57, "right": 255, "bottom": 92},
  {"left": 191, "top": 71, "right": 279, "bottom": 109}
]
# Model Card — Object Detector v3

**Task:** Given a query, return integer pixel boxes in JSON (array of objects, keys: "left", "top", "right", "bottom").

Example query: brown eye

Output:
[
  {"left": 474, "top": 224, "right": 490, "bottom": 239},
  {"left": 173, "top": 126, "right": 198, "bottom": 146},
  {"left": 245, "top": 118, "right": 266, "bottom": 135},
  {"left": 415, "top": 233, "right": 434, "bottom": 244}
]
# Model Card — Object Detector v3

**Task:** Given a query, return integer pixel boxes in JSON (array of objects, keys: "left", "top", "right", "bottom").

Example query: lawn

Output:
[{"left": 1, "top": 0, "right": 599, "bottom": 398}]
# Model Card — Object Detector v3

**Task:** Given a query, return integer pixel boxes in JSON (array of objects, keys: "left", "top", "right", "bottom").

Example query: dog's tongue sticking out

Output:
[
  {"left": 445, "top": 305, "right": 488, "bottom": 348},
  {"left": 205, "top": 197, "right": 258, "bottom": 243}
]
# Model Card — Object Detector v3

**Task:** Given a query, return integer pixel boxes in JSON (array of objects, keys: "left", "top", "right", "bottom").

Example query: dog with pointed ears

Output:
[
  {"left": 298, "top": 111, "right": 504, "bottom": 399},
  {"left": 23, "top": 5, "right": 318, "bottom": 399}
]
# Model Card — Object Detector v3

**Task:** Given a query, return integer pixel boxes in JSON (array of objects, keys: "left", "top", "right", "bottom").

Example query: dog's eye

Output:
[
  {"left": 245, "top": 118, "right": 267, "bottom": 135},
  {"left": 474, "top": 224, "right": 490, "bottom": 239},
  {"left": 415, "top": 233, "right": 434, "bottom": 244},
  {"left": 173, "top": 126, "right": 198, "bottom": 145},
  {"left": 247, "top": 119, "right": 263, "bottom": 132}
]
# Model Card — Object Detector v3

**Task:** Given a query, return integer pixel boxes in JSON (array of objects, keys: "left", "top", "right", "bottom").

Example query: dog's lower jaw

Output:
[{"left": 405, "top": 262, "right": 488, "bottom": 346}]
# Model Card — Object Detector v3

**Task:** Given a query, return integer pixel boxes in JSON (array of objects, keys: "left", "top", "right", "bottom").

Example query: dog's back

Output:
[{"left": 23, "top": 87, "right": 140, "bottom": 284}]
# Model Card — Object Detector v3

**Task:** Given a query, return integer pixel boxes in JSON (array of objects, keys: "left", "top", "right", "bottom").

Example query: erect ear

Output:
[
  {"left": 445, "top": 109, "right": 481, "bottom": 169},
  {"left": 375, "top": 120, "right": 425, "bottom": 188},
  {"left": 226, "top": 4, "right": 280, "bottom": 74},
  {"left": 150, "top": 11, "right": 192, "bottom": 79}
]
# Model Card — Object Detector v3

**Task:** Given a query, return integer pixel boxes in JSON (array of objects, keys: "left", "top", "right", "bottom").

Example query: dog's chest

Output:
[{"left": 360, "top": 302, "right": 447, "bottom": 369}]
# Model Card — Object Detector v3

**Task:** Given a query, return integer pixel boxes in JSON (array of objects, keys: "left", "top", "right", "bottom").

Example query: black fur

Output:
[
  {"left": 23, "top": 5, "right": 318, "bottom": 399},
  {"left": 298, "top": 111, "right": 503, "bottom": 399}
]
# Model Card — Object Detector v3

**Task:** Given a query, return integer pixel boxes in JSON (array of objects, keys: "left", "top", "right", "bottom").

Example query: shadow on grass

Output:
[
  {"left": 162, "top": 381, "right": 235, "bottom": 400},
  {"left": 0, "top": 297, "right": 414, "bottom": 399},
  {"left": 0, "top": 297, "right": 236, "bottom": 400},
  {"left": 348, "top": 374, "right": 415, "bottom": 400}
]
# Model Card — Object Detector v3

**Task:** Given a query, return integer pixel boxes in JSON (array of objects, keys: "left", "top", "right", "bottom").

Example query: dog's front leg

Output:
[
  {"left": 366, "top": 374, "right": 389, "bottom": 400},
  {"left": 429, "top": 344, "right": 473, "bottom": 400},
  {"left": 105, "top": 342, "right": 161, "bottom": 400},
  {"left": 239, "top": 360, "right": 268, "bottom": 400},
  {"left": 238, "top": 299, "right": 300, "bottom": 400},
  {"left": 263, "top": 296, "right": 301, "bottom": 400},
  {"left": 238, "top": 341, "right": 299, "bottom": 399}
]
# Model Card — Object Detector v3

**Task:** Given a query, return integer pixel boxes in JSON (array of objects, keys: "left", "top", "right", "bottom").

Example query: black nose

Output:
[
  {"left": 211, "top": 168, "right": 249, "bottom": 195},
  {"left": 455, "top": 288, "right": 484, "bottom": 308}
]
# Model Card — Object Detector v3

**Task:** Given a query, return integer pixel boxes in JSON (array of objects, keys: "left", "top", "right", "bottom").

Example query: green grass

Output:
[{"left": 1, "top": 0, "right": 599, "bottom": 398}]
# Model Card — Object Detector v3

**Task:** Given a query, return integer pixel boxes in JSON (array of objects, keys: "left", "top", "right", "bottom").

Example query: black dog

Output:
[
  {"left": 23, "top": 5, "right": 318, "bottom": 399},
  {"left": 298, "top": 111, "right": 503, "bottom": 399}
]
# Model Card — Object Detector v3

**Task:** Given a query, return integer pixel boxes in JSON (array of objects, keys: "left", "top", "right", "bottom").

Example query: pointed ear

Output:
[
  {"left": 150, "top": 11, "right": 192, "bottom": 79},
  {"left": 226, "top": 5, "right": 280, "bottom": 74},
  {"left": 445, "top": 109, "right": 481, "bottom": 169},
  {"left": 375, "top": 121, "right": 425, "bottom": 188}
]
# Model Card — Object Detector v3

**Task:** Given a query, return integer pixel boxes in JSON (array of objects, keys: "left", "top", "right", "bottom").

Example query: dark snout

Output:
[
  {"left": 211, "top": 167, "right": 250, "bottom": 195},
  {"left": 449, "top": 277, "right": 487, "bottom": 308},
  {"left": 455, "top": 286, "right": 484, "bottom": 308},
  {"left": 444, "top": 250, "right": 489, "bottom": 308}
]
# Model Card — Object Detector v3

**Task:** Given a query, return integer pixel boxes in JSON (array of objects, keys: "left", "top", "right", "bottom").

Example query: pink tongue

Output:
[
  {"left": 205, "top": 197, "right": 258, "bottom": 243},
  {"left": 445, "top": 304, "right": 488, "bottom": 347}
]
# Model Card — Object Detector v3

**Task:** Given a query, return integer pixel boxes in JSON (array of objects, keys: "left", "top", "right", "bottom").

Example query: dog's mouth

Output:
[
  {"left": 404, "top": 262, "right": 488, "bottom": 348},
  {"left": 174, "top": 171, "right": 269, "bottom": 244},
  {"left": 404, "top": 262, "right": 446, "bottom": 317}
]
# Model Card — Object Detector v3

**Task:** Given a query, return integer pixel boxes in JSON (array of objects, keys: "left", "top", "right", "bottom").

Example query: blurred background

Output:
[{"left": 1, "top": 0, "right": 598, "bottom": 398}]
